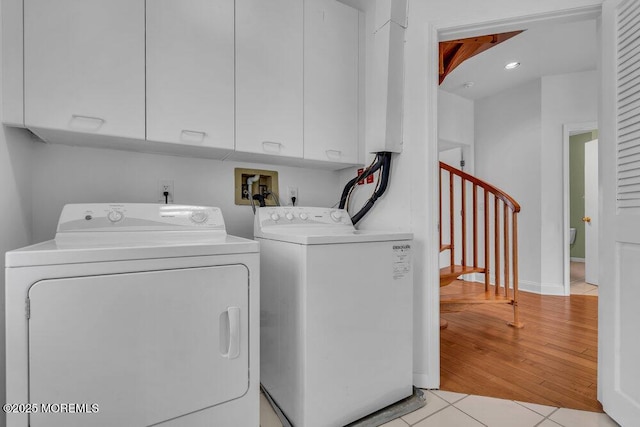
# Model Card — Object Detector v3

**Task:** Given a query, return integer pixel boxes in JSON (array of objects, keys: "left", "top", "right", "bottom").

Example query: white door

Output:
[
  {"left": 304, "top": 0, "right": 359, "bottom": 164},
  {"left": 584, "top": 139, "right": 599, "bottom": 285},
  {"left": 235, "top": 0, "right": 303, "bottom": 158},
  {"left": 599, "top": 0, "right": 640, "bottom": 424},
  {"left": 28, "top": 266, "right": 249, "bottom": 427},
  {"left": 23, "top": 0, "right": 145, "bottom": 138},
  {"left": 146, "top": 0, "right": 235, "bottom": 150}
]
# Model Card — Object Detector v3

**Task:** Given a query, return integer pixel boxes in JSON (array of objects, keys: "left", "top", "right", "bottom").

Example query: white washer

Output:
[
  {"left": 5, "top": 204, "right": 260, "bottom": 427},
  {"left": 254, "top": 206, "right": 413, "bottom": 427}
]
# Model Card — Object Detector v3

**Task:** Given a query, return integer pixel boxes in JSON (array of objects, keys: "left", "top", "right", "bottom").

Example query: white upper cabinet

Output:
[
  {"left": 23, "top": 0, "right": 145, "bottom": 139},
  {"left": 146, "top": 0, "right": 234, "bottom": 151},
  {"left": 304, "top": 0, "right": 359, "bottom": 164},
  {"left": 235, "top": 0, "right": 304, "bottom": 158}
]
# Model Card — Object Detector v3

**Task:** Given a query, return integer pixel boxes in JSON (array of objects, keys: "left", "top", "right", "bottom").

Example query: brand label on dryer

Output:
[{"left": 392, "top": 244, "right": 412, "bottom": 280}]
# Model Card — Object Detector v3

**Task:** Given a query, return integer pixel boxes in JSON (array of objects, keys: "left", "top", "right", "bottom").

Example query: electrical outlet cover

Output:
[{"left": 158, "top": 180, "right": 174, "bottom": 203}]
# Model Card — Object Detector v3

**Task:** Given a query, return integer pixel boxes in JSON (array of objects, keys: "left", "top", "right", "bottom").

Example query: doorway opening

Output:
[
  {"left": 564, "top": 124, "right": 599, "bottom": 296},
  {"left": 435, "top": 6, "right": 602, "bottom": 411}
]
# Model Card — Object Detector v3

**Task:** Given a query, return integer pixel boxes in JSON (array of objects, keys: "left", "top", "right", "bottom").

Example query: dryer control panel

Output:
[{"left": 57, "top": 204, "right": 226, "bottom": 233}]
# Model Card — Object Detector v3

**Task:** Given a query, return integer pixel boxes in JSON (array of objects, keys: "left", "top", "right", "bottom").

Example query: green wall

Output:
[{"left": 569, "top": 130, "right": 598, "bottom": 259}]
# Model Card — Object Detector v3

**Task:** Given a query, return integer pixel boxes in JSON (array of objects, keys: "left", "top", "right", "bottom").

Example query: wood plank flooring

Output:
[{"left": 440, "top": 280, "right": 601, "bottom": 412}]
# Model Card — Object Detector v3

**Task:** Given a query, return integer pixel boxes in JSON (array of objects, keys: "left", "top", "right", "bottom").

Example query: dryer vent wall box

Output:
[
  {"left": 255, "top": 206, "right": 413, "bottom": 427},
  {"left": 5, "top": 203, "right": 260, "bottom": 427}
]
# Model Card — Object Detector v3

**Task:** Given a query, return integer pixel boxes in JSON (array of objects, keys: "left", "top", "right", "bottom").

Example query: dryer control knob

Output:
[
  {"left": 190, "top": 211, "right": 209, "bottom": 224},
  {"left": 285, "top": 213, "right": 294, "bottom": 221},
  {"left": 107, "top": 210, "right": 124, "bottom": 223},
  {"left": 270, "top": 213, "right": 280, "bottom": 221},
  {"left": 330, "top": 210, "right": 343, "bottom": 222},
  {"left": 299, "top": 213, "right": 309, "bottom": 220}
]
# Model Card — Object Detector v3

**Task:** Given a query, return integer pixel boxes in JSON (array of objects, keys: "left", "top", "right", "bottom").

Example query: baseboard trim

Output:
[
  {"left": 413, "top": 373, "right": 437, "bottom": 389},
  {"left": 518, "top": 280, "right": 566, "bottom": 296},
  {"left": 471, "top": 274, "right": 566, "bottom": 296},
  {"left": 570, "top": 257, "right": 585, "bottom": 262}
]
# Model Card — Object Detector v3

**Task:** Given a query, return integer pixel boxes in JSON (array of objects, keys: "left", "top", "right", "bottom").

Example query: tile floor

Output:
[
  {"left": 260, "top": 390, "right": 620, "bottom": 427},
  {"left": 569, "top": 261, "right": 598, "bottom": 296}
]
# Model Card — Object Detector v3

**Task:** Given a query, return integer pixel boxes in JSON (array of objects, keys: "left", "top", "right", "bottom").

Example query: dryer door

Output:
[{"left": 27, "top": 265, "right": 249, "bottom": 427}]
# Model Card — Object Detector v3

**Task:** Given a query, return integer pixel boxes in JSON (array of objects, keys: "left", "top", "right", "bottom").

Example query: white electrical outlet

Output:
[
  {"left": 287, "top": 186, "right": 298, "bottom": 205},
  {"left": 159, "top": 180, "right": 174, "bottom": 204}
]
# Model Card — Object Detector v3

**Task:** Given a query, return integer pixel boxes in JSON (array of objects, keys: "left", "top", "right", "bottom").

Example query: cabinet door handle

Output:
[
  {"left": 262, "top": 141, "right": 282, "bottom": 153},
  {"left": 180, "top": 129, "right": 207, "bottom": 144},
  {"left": 326, "top": 149, "right": 342, "bottom": 160},
  {"left": 69, "top": 115, "right": 105, "bottom": 132},
  {"left": 221, "top": 306, "right": 241, "bottom": 360}
]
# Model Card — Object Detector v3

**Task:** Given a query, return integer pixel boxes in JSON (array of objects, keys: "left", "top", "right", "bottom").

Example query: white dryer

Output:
[
  {"left": 5, "top": 204, "right": 259, "bottom": 427},
  {"left": 254, "top": 206, "right": 413, "bottom": 427}
]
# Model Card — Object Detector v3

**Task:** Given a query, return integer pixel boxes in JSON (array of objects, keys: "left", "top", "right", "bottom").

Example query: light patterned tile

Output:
[
  {"left": 571, "top": 282, "right": 597, "bottom": 295},
  {"left": 400, "top": 391, "right": 449, "bottom": 425},
  {"left": 413, "top": 406, "right": 483, "bottom": 427},
  {"left": 454, "top": 395, "right": 544, "bottom": 427},
  {"left": 537, "top": 419, "right": 563, "bottom": 427},
  {"left": 515, "top": 400, "right": 558, "bottom": 416},
  {"left": 260, "top": 393, "right": 283, "bottom": 427},
  {"left": 379, "top": 418, "right": 410, "bottom": 427},
  {"left": 430, "top": 389, "right": 468, "bottom": 404},
  {"left": 584, "top": 287, "right": 599, "bottom": 296},
  {"left": 549, "top": 408, "right": 619, "bottom": 427}
]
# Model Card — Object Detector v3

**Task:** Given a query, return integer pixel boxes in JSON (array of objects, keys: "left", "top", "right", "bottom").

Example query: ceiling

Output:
[
  {"left": 439, "top": 19, "right": 598, "bottom": 101},
  {"left": 439, "top": 31, "right": 523, "bottom": 84}
]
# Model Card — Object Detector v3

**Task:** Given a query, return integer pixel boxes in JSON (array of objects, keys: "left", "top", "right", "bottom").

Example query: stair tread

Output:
[
  {"left": 440, "top": 265, "right": 485, "bottom": 287},
  {"left": 440, "top": 265, "right": 485, "bottom": 277}
]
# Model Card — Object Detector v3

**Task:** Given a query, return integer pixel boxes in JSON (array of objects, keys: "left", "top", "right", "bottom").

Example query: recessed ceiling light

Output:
[
  {"left": 505, "top": 61, "right": 520, "bottom": 70},
  {"left": 463, "top": 81, "right": 475, "bottom": 89}
]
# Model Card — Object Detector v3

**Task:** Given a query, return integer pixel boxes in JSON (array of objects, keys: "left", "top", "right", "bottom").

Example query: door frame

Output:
[
  {"left": 425, "top": 5, "right": 602, "bottom": 389},
  {"left": 563, "top": 121, "right": 598, "bottom": 295}
]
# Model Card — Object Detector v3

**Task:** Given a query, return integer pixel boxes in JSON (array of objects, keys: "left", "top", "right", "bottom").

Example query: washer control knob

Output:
[
  {"left": 330, "top": 210, "right": 344, "bottom": 222},
  {"left": 190, "top": 211, "right": 208, "bottom": 224},
  {"left": 270, "top": 213, "right": 280, "bottom": 222},
  {"left": 285, "top": 212, "right": 294, "bottom": 221},
  {"left": 107, "top": 210, "right": 124, "bottom": 223},
  {"left": 299, "top": 212, "right": 309, "bottom": 221}
]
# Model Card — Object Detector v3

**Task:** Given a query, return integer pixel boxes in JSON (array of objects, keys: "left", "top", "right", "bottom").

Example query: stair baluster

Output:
[{"left": 439, "top": 161, "right": 523, "bottom": 328}]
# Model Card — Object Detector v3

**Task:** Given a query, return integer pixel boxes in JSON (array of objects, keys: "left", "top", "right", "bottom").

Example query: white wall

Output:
[
  {"left": 30, "top": 143, "right": 341, "bottom": 242},
  {"left": 439, "top": 89, "right": 475, "bottom": 173},
  {"left": 475, "top": 79, "right": 543, "bottom": 288},
  {"left": 473, "top": 71, "right": 597, "bottom": 295},
  {"left": 439, "top": 90, "right": 474, "bottom": 147},
  {"left": 540, "top": 70, "right": 598, "bottom": 292},
  {"left": 0, "top": 126, "right": 33, "bottom": 425}
]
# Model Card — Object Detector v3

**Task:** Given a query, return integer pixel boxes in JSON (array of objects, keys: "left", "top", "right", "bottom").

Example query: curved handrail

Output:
[{"left": 439, "top": 162, "right": 521, "bottom": 212}]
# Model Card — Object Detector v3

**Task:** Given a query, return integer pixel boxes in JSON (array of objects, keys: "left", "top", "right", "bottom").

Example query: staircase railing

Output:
[{"left": 439, "top": 161, "right": 523, "bottom": 328}]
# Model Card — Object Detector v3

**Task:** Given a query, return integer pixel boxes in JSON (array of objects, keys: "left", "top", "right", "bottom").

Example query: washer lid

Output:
[{"left": 255, "top": 229, "right": 412, "bottom": 245}]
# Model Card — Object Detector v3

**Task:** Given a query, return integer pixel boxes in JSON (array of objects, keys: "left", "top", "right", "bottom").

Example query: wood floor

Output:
[{"left": 440, "top": 280, "right": 601, "bottom": 412}]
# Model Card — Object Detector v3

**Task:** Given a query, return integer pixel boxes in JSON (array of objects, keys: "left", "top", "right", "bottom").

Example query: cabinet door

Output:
[
  {"left": 236, "top": 0, "right": 303, "bottom": 158},
  {"left": 147, "top": 0, "right": 234, "bottom": 150},
  {"left": 24, "top": 0, "right": 145, "bottom": 139},
  {"left": 304, "top": 0, "right": 359, "bottom": 164}
]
